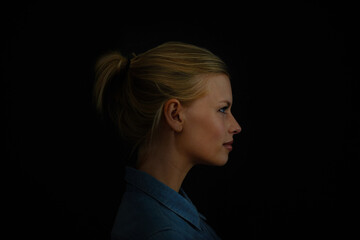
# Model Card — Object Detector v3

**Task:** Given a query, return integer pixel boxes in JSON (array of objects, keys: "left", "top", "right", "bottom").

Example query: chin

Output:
[
  {"left": 204, "top": 155, "right": 229, "bottom": 167},
  {"left": 215, "top": 158, "right": 229, "bottom": 166},
  {"left": 193, "top": 150, "right": 230, "bottom": 166}
]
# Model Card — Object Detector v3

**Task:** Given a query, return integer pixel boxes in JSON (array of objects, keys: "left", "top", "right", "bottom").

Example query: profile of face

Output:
[{"left": 178, "top": 74, "right": 242, "bottom": 166}]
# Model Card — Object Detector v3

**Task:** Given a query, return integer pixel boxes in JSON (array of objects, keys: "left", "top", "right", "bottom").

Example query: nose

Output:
[{"left": 229, "top": 114, "right": 242, "bottom": 135}]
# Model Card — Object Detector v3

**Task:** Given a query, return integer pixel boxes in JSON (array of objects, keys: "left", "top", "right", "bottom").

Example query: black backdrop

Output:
[{"left": 5, "top": 2, "right": 358, "bottom": 240}]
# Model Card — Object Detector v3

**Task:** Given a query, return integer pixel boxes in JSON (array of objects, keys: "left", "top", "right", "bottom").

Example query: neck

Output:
[{"left": 136, "top": 143, "right": 194, "bottom": 192}]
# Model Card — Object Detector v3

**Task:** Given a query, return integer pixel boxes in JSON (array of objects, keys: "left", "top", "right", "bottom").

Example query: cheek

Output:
[
  {"left": 205, "top": 119, "right": 225, "bottom": 141},
  {"left": 181, "top": 115, "right": 227, "bottom": 163},
  {"left": 190, "top": 114, "right": 225, "bottom": 143}
]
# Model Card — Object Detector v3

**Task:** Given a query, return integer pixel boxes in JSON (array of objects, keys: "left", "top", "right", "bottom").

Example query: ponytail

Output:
[{"left": 94, "top": 52, "right": 130, "bottom": 124}]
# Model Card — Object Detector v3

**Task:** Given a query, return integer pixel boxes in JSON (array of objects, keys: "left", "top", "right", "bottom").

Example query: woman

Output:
[{"left": 94, "top": 42, "right": 241, "bottom": 239}]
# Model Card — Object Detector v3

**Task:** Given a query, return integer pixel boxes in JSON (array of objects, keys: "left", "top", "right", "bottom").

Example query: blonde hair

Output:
[{"left": 94, "top": 41, "right": 228, "bottom": 148}]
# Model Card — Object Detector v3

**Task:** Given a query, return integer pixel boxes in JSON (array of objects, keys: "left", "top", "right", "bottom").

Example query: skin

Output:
[{"left": 137, "top": 73, "right": 241, "bottom": 192}]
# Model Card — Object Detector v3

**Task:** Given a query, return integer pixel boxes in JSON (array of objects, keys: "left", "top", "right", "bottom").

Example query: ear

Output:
[{"left": 163, "top": 99, "right": 184, "bottom": 133}]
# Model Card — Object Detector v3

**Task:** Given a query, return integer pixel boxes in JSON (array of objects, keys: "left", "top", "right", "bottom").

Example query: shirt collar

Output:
[{"left": 124, "top": 167, "right": 203, "bottom": 230}]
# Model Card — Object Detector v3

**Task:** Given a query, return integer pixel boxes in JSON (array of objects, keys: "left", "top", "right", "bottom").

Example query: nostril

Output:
[{"left": 234, "top": 125, "right": 242, "bottom": 134}]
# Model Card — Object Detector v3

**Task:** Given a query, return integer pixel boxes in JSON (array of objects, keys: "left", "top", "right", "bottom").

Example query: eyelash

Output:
[{"left": 219, "top": 106, "right": 229, "bottom": 114}]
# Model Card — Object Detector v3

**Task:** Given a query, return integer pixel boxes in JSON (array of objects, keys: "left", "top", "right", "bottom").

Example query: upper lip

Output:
[{"left": 223, "top": 140, "right": 233, "bottom": 145}]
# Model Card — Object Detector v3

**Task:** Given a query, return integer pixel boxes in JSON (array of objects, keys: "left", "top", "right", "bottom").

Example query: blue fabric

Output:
[{"left": 111, "top": 167, "right": 221, "bottom": 240}]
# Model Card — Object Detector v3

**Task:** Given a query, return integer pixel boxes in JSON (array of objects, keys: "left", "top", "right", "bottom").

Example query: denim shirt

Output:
[{"left": 111, "top": 167, "right": 221, "bottom": 240}]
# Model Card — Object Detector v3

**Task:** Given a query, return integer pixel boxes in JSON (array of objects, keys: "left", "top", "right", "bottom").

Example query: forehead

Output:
[
  {"left": 204, "top": 74, "right": 233, "bottom": 103},
  {"left": 184, "top": 74, "right": 232, "bottom": 114}
]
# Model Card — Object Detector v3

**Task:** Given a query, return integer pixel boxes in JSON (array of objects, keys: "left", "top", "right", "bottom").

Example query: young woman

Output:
[{"left": 94, "top": 42, "right": 241, "bottom": 239}]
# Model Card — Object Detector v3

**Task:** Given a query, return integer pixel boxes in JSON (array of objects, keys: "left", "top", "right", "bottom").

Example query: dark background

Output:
[{"left": 5, "top": 1, "right": 358, "bottom": 239}]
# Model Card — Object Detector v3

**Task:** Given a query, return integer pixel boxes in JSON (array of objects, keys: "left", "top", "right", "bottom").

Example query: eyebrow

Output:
[{"left": 219, "top": 100, "right": 232, "bottom": 106}]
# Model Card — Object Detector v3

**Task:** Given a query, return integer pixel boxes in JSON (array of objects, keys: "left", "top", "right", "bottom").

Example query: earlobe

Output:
[{"left": 163, "top": 99, "right": 184, "bottom": 132}]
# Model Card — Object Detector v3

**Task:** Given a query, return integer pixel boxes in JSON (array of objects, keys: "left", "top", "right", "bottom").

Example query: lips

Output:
[{"left": 223, "top": 140, "right": 233, "bottom": 151}]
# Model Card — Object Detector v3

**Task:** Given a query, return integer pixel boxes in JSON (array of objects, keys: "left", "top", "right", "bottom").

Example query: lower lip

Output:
[{"left": 223, "top": 144, "right": 233, "bottom": 151}]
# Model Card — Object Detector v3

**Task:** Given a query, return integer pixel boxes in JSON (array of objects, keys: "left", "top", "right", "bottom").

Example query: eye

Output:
[{"left": 218, "top": 106, "right": 229, "bottom": 114}]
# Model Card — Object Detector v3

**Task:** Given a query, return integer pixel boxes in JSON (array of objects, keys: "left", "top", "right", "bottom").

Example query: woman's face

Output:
[{"left": 179, "top": 74, "right": 241, "bottom": 166}]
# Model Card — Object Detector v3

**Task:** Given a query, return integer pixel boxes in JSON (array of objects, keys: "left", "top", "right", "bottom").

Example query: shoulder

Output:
[
  {"left": 111, "top": 190, "right": 180, "bottom": 239},
  {"left": 117, "top": 189, "right": 174, "bottom": 224},
  {"left": 147, "top": 229, "right": 187, "bottom": 240}
]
